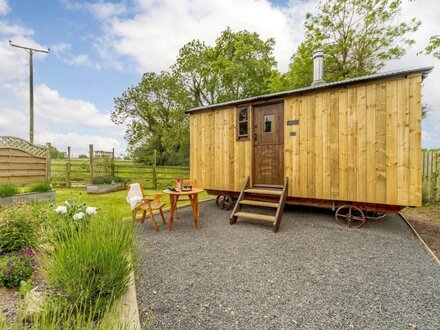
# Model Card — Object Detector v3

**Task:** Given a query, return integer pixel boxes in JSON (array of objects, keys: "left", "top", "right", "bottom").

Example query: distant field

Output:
[{"left": 51, "top": 159, "right": 190, "bottom": 189}]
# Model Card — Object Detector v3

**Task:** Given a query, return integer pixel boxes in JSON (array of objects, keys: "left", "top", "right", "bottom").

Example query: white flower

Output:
[
  {"left": 64, "top": 200, "right": 70, "bottom": 205},
  {"left": 55, "top": 206, "right": 67, "bottom": 214},
  {"left": 86, "top": 207, "right": 97, "bottom": 215},
  {"left": 72, "top": 212, "right": 84, "bottom": 221}
]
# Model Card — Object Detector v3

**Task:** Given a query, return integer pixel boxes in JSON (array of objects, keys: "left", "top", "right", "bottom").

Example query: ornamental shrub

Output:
[
  {"left": 44, "top": 215, "right": 134, "bottom": 316},
  {"left": 0, "top": 183, "right": 18, "bottom": 197},
  {"left": 0, "top": 204, "right": 40, "bottom": 253},
  {"left": 92, "top": 176, "right": 124, "bottom": 185},
  {"left": 28, "top": 181, "right": 52, "bottom": 193},
  {"left": 0, "top": 249, "right": 36, "bottom": 287}
]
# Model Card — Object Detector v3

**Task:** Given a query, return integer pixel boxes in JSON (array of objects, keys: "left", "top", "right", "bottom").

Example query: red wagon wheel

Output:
[{"left": 335, "top": 204, "right": 366, "bottom": 229}]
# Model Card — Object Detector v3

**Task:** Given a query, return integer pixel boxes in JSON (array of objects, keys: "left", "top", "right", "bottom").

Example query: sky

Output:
[{"left": 0, "top": 0, "right": 439, "bottom": 156}]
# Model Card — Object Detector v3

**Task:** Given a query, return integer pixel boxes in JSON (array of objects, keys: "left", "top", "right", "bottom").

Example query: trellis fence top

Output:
[{"left": 0, "top": 136, "right": 47, "bottom": 158}]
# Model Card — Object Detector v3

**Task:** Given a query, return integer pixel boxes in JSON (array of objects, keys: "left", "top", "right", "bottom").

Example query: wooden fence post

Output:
[
  {"left": 46, "top": 142, "right": 51, "bottom": 182},
  {"left": 89, "top": 144, "right": 94, "bottom": 184},
  {"left": 152, "top": 149, "right": 157, "bottom": 189},
  {"left": 66, "top": 146, "right": 71, "bottom": 188},
  {"left": 111, "top": 147, "right": 115, "bottom": 177}
]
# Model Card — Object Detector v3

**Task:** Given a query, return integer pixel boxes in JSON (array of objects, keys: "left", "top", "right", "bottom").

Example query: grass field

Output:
[
  {"left": 51, "top": 159, "right": 190, "bottom": 188},
  {"left": 55, "top": 187, "right": 212, "bottom": 219}
]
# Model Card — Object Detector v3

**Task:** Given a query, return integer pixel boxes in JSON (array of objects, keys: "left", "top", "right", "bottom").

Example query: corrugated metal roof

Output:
[{"left": 186, "top": 66, "right": 434, "bottom": 114}]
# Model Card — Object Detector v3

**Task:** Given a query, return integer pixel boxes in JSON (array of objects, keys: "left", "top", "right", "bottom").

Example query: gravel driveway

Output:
[{"left": 134, "top": 201, "right": 440, "bottom": 329}]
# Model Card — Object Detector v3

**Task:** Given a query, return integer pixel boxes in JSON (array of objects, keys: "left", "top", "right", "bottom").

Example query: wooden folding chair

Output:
[{"left": 129, "top": 183, "right": 166, "bottom": 232}]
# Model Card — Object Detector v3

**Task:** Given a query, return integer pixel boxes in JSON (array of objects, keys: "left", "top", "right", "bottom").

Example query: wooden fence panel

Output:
[
  {"left": 422, "top": 150, "right": 440, "bottom": 202},
  {"left": 0, "top": 136, "right": 49, "bottom": 185}
]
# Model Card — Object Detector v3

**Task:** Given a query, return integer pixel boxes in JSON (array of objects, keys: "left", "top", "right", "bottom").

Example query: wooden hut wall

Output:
[
  {"left": 285, "top": 74, "right": 422, "bottom": 207},
  {"left": 190, "top": 107, "right": 252, "bottom": 192},
  {"left": 190, "top": 73, "right": 422, "bottom": 207}
]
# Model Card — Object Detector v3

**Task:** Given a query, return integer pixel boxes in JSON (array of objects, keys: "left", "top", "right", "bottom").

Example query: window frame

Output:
[{"left": 236, "top": 106, "right": 250, "bottom": 141}]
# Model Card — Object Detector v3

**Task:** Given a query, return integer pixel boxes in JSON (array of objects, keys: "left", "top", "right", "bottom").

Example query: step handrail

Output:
[
  {"left": 273, "top": 177, "right": 288, "bottom": 233},
  {"left": 230, "top": 176, "right": 250, "bottom": 224}
]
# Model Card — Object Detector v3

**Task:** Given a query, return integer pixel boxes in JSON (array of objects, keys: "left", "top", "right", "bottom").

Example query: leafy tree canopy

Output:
[
  {"left": 112, "top": 71, "right": 191, "bottom": 165},
  {"left": 274, "top": 0, "right": 420, "bottom": 91},
  {"left": 174, "top": 27, "right": 277, "bottom": 106},
  {"left": 423, "top": 35, "right": 440, "bottom": 60}
]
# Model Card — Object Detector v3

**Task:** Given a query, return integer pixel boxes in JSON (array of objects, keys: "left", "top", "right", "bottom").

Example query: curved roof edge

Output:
[{"left": 186, "top": 66, "right": 434, "bottom": 114}]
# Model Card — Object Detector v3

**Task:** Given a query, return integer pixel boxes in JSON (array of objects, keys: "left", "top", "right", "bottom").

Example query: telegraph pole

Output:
[{"left": 9, "top": 40, "right": 49, "bottom": 144}]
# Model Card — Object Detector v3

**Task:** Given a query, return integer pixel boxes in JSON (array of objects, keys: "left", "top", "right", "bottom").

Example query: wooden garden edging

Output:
[{"left": 399, "top": 213, "right": 440, "bottom": 267}]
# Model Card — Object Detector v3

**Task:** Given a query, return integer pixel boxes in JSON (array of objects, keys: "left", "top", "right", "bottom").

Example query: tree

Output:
[
  {"left": 49, "top": 145, "right": 66, "bottom": 159},
  {"left": 276, "top": 0, "right": 420, "bottom": 91},
  {"left": 423, "top": 35, "right": 440, "bottom": 60},
  {"left": 174, "top": 28, "right": 277, "bottom": 106},
  {"left": 111, "top": 71, "right": 191, "bottom": 165},
  {"left": 78, "top": 154, "right": 88, "bottom": 159}
]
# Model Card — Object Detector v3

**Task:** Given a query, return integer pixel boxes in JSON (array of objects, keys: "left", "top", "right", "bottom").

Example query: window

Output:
[
  {"left": 264, "top": 114, "right": 274, "bottom": 133},
  {"left": 237, "top": 107, "right": 249, "bottom": 140}
]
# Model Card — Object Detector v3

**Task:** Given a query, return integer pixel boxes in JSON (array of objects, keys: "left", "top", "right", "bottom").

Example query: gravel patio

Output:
[{"left": 134, "top": 200, "right": 440, "bottom": 329}]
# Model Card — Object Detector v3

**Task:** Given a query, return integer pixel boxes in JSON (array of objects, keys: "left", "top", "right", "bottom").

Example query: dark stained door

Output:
[{"left": 253, "top": 103, "right": 284, "bottom": 185}]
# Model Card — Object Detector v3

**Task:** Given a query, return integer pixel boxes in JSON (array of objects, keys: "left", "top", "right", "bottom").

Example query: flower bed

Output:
[
  {"left": 0, "top": 182, "right": 55, "bottom": 206},
  {"left": 0, "top": 194, "right": 135, "bottom": 328},
  {"left": 87, "top": 176, "right": 126, "bottom": 195},
  {"left": 86, "top": 182, "right": 125, "bottom": 194},
  {"left": 0, "top": 190, "right": 56, "bottom": 206}
]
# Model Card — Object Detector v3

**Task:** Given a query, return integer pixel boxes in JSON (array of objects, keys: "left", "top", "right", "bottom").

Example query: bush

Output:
[
  {"left": 0, "top": 249, "right": 36, "bottom": 287},
  {"left": 92, "top": 176, "right": 124, "bottom": 185},
  {"left": 0, "top": 183, "right": 18, "bottom": 197},
  {"left": 0, "top": 204, "right": 40, "bottom": 253},
  {"left": 28, "top": 181, "right": 52, "bottom": 193},
  {"left": 44, "top": 215, "right": 134, "bottom": 317}
]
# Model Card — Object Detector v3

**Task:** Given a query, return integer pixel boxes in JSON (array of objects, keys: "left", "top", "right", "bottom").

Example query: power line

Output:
[{"left": 9, "top": 40, "right": 50, "bottom": 144}]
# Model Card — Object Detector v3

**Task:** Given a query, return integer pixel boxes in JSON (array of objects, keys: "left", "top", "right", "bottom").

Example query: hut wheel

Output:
[
  {"left": 215, "top": 194, "right": 234, "bottom": 210},
  {"left": 335, "top": 205, "right": 366, "bottom": 229},
  {"left": 215, "top": 195, "right": 225, "bottom": 209},
  {"left": 223, "top": 195, "right": 234, "bottom": 210}
]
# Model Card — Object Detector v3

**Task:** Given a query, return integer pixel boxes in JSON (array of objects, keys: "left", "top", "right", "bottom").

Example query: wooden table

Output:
[{"left": 163, "top": 188, "right": 204, "bottom": 231}]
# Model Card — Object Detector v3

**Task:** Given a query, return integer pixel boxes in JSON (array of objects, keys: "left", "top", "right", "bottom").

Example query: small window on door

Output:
[
  {"left": 264, "top": 114, "right": 274, "bottom": 133},
  {"left": 237, "top": 107, "right": 249, "bottom": 140}
]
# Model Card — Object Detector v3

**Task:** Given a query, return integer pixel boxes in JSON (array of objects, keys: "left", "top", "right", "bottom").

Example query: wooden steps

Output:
[
  {"left": 230, "top": 176, "right": 289, "bottom": 233},
  {"left": 239, "top": 200, "right": 279, "bottom": 208},
  {"left": 244, "top": 188, "right": 282, "bottom": 196},
  {"left": 233, "top": 212, "right": 275, "bottom": 222}
]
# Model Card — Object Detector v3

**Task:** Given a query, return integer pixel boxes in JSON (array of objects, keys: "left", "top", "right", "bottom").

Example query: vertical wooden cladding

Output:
[
  {"left": 190, "top": 107, "right": 252, "bottom": 192},
  {"left": 190, "top": 74, "right": 423, "bottom": 207},
  {"left": 284, "top": 74, "right": 422, "bottom": 207}
]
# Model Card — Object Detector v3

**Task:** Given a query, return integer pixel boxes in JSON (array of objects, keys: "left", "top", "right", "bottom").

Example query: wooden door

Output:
[{"left": 253, "top": 103, "right": 284, "bottom": 185}]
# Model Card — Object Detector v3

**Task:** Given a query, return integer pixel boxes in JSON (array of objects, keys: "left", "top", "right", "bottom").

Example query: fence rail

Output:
[
  {"left": 422, "top": 150, "right": 440, "bottom": 202},
  {"left": 51, "top": 159, "right": 189, "bottom": 189}
]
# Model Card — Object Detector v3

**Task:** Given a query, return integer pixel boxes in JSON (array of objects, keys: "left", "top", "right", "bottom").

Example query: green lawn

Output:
[{"left": 55, "top": 187, "right": 212, "bottom": 219}]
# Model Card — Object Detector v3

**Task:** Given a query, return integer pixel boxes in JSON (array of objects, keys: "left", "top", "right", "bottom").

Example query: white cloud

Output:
[
  {"left": 0, "top": 17, "right": 125, "bottom": 154},
  {"left": 0, "top": 0, "right": 10, "bottom": 15},
  {"left": 34, "top": 84, "right": 117, "bottom": 130},
  {"left": 35, "top": 132, "right": 121, "bottom": 156},
  {"left": 100, "top": 0, "right": 315, "bottom": 73},
  {"left": 0, "top": 21, "right": 33, "bottom": 36},
  {"left": 51, "top": 42, "right": 101, "bottom": 69},
  {"left": 62, "top": 0, "right": 127, "bottom": 19}
]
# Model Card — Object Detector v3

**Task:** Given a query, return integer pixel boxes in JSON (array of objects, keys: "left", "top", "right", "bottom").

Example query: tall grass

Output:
[
  {"left": 27, "top": 182, "right": 52, "bottom": 193},
  {"left": 0, "top": 183, "right": 18, "bottom": 197},
  {"left": 42, "top": 214, "right": 134, "bottom": 319}
]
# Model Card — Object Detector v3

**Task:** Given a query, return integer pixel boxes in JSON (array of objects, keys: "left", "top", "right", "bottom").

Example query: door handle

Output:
[{"left": 254, "top": 133, "right": 257, "bottom": 141}]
